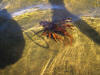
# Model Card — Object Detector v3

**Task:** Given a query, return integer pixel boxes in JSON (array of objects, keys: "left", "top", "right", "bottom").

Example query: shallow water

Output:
[
  {"left": 0, "top": 0, "right": 100, "bottom": 75},
  {"left": 0, "top": 0, "right": 100, "bottom": 18}
]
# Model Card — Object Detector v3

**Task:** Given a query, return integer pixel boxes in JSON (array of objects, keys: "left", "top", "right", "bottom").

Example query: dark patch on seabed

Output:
[
  {"left": 0, "top": 0, "right": 25, "bottom": 69},
  {"left": 49, "top": 0, "right": 100, "bottom": 45}
]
